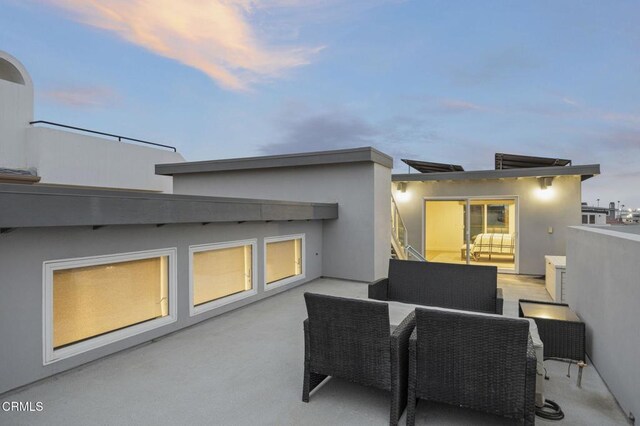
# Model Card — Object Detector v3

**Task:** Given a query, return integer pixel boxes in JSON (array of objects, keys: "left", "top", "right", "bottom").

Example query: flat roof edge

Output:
[
  {"left": 0, "top": 184, "right": 338, "bottom": 228},
  {"left": 156, "top": 146, "right": 393, "bottom": 176},
  {"left": 392, "top": 164, "right": 600, "bottom": 182}
]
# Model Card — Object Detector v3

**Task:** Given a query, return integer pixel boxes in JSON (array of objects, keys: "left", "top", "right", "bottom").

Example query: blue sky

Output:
[{"left": 1, "top": 0, "right": 639, "bottom": 207}]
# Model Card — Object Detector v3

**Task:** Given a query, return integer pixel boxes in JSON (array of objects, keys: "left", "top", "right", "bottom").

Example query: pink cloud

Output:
[
  {"left": 41, "top": 0, "right": 324, "bottom": 91},
  {"left": 41, "top": 86, "right": 119, "bottom": 107}
]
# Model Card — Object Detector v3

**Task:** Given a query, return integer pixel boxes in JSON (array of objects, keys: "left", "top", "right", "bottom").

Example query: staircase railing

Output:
[
  {"left": 391, "top": 195, "right": 427, "bottom": 262},
  {"left": 391, "top": 195, "right": 409, "bottom": 260},
  {"left": 406, "top": 245, "right": 427, "bottom": 262}
]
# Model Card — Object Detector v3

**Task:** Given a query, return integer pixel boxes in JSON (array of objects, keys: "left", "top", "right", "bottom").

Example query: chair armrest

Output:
[
  {"left": 524, "top": 335, "right": 537, "bottom": 425},
  {"left": 496, "top": 288, "right": 504, "bottom": 315},
  {"left": 390, "top": 311, "right": 415, "bottom": 418},
  {"left": 303, "top": 318, "right": 310, "bottom": 362},
  {"left": 391, "top": 311, "right": 416, "bottom": 346},
  {"left": 369, "top": 277, "right": 389, "bottom": 300}
]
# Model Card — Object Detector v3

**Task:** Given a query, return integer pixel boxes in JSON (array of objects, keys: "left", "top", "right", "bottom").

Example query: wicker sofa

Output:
[
  {"left": 369, "top": 259, "right": 503, "bottom": 314},
  {"left": 302, "top": 292, "right": 416, "bottom": 426},
  {"left": 407, "top": 307, "right": 537, "bottom": 425}
]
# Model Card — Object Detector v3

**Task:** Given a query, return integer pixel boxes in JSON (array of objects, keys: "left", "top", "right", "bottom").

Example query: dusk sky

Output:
[{"left": 2, "top": 1, "right": 639, "bottom": 207}]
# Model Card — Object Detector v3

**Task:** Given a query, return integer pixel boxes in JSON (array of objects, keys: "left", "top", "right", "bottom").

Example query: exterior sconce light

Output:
[
  {"left": 538, "top": 177, "right": 554, "bottom": 190},
  {"left": 396, "top": 182, "right": 410, "bottom": 202}
]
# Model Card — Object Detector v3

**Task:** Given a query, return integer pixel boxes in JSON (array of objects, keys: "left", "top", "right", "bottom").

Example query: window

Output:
[
  {"left": 43, "top": 249, "right": 177, "bottom": 364},
  {"left": 264, "top": 234, "right": 305, "bottom": 290},
  {"left": 589, "top": 215, "right": 596, "bottom": 224},
  {"left": 189, "top": 240, "right": 257, "bottom": 315},
  {"left": 582, "top": 215, "right": 588, "bottom": 224}
]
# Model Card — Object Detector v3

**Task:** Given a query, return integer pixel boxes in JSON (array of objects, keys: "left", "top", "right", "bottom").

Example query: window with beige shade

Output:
[
  {"left": 265, "top": 234, "right": 305, "bottom": 290},
  {"left": 44, "top": 249, "right": 177, "bottom": 364},
  {"left": 189, "top": 240, "right": 257, "bottom": 315}
]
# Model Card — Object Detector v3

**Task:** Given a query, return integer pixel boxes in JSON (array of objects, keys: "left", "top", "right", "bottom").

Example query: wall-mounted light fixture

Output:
[
  {"left": 538, "top": 176, "right": 554, "bottom": 190},
  {"left": 396, "top": 182, "right": 410, "bottom": 202}
]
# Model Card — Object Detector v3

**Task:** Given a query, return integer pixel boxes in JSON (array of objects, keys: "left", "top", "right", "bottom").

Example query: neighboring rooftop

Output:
[
  {"left": 401, "top": 159, "right": 464, "bottom": 173},
  {"left": 155, "top": 147, "right": 393, "bottom": 176},
  {"left": 0, "top": 184, "right": 337, "bottom": 229},
  {"left": 581, "top": 205, "right": 609, "bottom": 214},
  {"left": 495, "top": 153, "right": 572, "bottom": 170},
  {"left": 0, "top": 167, "right": 39, "bottom": 184}
]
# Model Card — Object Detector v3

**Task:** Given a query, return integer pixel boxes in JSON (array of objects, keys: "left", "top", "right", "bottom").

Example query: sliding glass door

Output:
[{"left": 424, "top": 197, "right": 517, "bottom": 272}]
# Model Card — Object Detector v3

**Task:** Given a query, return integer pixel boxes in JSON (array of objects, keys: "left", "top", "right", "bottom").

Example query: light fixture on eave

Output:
[
  {"left": 397, "top": 182, "right": 407, "bottom": 193},
  {"left": 538, "top": 176, "right": 554, "bottom": 190}
]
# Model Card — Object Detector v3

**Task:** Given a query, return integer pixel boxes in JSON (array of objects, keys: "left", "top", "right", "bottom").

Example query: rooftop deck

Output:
[{"left": 0, "top": 276, "right": 628, "bottom": 425}]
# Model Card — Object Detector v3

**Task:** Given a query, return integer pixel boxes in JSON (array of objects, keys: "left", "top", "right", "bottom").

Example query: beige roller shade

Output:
[
  {"left": 266, "top": 238, "right": 302, "bottom": 284},
  {"left": 193, "top": 245, "right": 252, "bottom": 306},
  {"left": 53, "top": 257, "right": 169, "bottom": 349}
]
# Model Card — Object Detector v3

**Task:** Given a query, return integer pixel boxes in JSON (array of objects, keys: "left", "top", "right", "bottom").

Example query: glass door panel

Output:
[
  {"left": 424, "top": 200, "right": 467, "bottom": 264},
  {"left": 468, "top": 199, "right": 516, "bottom": 270}
]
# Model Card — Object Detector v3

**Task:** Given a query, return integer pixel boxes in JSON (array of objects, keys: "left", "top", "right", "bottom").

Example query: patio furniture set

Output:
[{"left": 302, "top": 259, "right": 539, "bottom": 425}]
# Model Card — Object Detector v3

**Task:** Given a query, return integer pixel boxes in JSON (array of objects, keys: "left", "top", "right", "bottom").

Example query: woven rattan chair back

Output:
[
  {"left": 388, "top": 259, "right": 497, "bottom": 313},
  {"left": 304, "top": 292, "right": 392, "bottom": 389},
  {"left": 414, "top": 308, "right": 529, "bottom": 419}
]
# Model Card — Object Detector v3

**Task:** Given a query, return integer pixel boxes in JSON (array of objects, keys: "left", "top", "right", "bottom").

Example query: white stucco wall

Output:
[
  {"left": 392, "top": 175, "right": 582, "bottom": 275},
  {"left": 0, "top": 220, "right": 323, "bottom": 394},
  {"left": 26, "top": 127, "right": 184, "bottom": 192},
  {"left": 171, "top": 162, "right": 392, "bottom": 282},
  {"left": 0, "top": 52, "right": 33, "bottom": 169},
  {"left": 566, "top": 226, "right": 640, "bottom": 421}
]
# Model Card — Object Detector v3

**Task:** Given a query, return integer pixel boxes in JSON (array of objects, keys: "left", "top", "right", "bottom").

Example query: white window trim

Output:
[
  {"left": 263, "top": 233, "right": 306, "bottom": 292},
  {"left": 42, "top": 248, "right": 178, "bottom": 365},
  {"left": 188, "top": 239, "right": 258, "bottom": 317}
]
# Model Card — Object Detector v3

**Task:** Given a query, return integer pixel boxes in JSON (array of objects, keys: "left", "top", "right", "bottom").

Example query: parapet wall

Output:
[{"left": 566, "top": 226, "right": 640, "bottom": 421}]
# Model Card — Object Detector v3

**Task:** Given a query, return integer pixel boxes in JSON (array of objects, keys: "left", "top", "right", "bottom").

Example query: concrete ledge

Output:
[
  {"left": 155, "top": 147, "right": 393, "bottom": 175},
  {"left": 0, "top": 184, "right": 338, "bottom": 228}
]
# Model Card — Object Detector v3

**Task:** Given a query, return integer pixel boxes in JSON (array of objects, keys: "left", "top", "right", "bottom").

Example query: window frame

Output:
[
  {"left": 263, "top": 233, "right": 306, "bottom": 291},
  {"left": 188, "top": 239, "right": 258, "bottom": 317},
  {"left": 43, "top": 248, "right": 178, "bottom": 365}
]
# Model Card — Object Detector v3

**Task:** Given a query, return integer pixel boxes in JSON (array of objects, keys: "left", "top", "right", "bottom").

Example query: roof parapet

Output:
[{"left": 156, "top": 146, "right": 393, "bottom": 176}]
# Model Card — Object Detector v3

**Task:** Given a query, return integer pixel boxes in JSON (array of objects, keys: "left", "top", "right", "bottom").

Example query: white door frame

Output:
[{"left": 422, "top": 196, "right": 520, "bottom": 274}]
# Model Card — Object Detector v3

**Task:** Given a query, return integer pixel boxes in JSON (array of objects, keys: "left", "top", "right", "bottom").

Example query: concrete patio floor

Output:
[{"left": 0, "top": 276, "right": 629, "bottom": 425}]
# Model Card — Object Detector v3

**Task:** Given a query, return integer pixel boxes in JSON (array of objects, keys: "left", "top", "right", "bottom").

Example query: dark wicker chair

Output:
[
  {"left": 369, "top": 259, "right": 503, "bottom": 314},
  {"left": 303, "top": 292, "right": 416, "bottom": 426},
  {"left": 407, "top": 307, "right": 536, "bottom": 425}
]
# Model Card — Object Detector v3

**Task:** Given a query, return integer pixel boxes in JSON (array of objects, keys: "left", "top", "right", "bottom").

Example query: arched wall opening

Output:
[{"left": 0, "top": 58, "right": 26, "bottom": 85}]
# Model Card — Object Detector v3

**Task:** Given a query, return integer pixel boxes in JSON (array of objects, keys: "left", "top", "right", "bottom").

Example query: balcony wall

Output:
[
  {"left": 26, "top": 127, "right": 183, "bottom": 192},
  {"left": 566, "top": 226, "right": 640, "bottom": 421}
]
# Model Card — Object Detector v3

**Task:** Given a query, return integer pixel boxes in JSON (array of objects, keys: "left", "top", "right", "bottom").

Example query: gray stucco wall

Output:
[
  {"left": 566, "top": 226, "right": 640, "bottom": 421},
  {"left": 172, "top": 162, "right": 391, "bottom": 282},
  {"left": 392, "top": 175, "right": 582, "bottom": 275},
  {"left": 0, "top": 221, "right": 322, "bottom": 394}
]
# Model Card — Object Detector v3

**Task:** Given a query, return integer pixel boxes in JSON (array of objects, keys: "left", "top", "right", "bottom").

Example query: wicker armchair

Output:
[
  {"left": 303, "top": 292, "right": 416, "bottom": 426},
  {"left": 370, "top": 259, "right": 503, "bottom": 314},
  {"left": 407, "top": 307, "right": 536, "bottom": 425}
]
